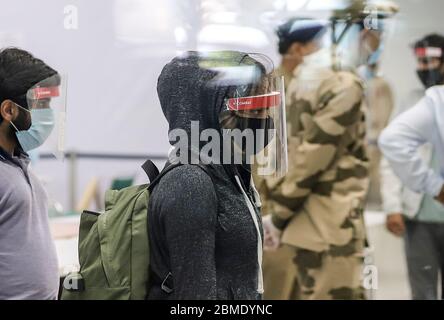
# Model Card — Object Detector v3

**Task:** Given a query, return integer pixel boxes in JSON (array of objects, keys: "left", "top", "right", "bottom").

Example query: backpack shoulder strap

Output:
[
  {"left": 141, "top": 159, "right": 160, "bottom": 183},
  {"left": 147, "top": 162, "right": 182, "bottom": 192},
  {"left": 146, "top": 162, "right": 213, "bottom": 193}
]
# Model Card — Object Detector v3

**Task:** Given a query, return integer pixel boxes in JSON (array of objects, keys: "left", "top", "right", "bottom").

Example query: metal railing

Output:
[{"left": 40, "top": 151, "right": 168, "bottom": 211}]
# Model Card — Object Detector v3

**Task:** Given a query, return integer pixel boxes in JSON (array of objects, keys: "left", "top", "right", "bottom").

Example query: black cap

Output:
[{"left": 277, "top": 18, "right": 328, "bottom": 54}]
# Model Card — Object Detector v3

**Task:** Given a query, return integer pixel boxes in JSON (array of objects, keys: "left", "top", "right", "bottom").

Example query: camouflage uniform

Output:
[
  {"left": 276, "top": 65, "right": 294, "bottom": 93},
  {"left": 258, "top": 64, "right": 369, "bottom": 300}
]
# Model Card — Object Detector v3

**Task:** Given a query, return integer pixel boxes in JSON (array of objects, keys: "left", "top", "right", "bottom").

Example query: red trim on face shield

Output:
[
  {"left": 227, "top": 92, "right": 281, "bottom": 111},
  {"left": 29, "top": 87, "right": 60, "bottom": 99},
  {"left": 415, "top": 47, "right": 443, "bottom": 58}
]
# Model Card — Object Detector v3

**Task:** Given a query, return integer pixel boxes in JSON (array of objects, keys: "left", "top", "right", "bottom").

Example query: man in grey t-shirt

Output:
[{"left": 0, "top": 48, "right": 62, "bottom": 299}]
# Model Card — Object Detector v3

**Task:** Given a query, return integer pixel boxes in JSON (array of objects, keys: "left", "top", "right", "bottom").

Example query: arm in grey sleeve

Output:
[{"left": 378, "top": 96, "right": 444, "bottom": 197}]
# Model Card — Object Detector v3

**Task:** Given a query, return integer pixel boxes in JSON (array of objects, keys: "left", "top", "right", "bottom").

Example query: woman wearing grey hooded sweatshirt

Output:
[{"left": 147, "top": 51, "right": 284, "bottom": 300}]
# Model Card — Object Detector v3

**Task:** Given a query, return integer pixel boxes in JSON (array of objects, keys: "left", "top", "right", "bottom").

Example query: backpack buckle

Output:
[{"left": 161, "top": 272, "right": 173, "bottom": 294}]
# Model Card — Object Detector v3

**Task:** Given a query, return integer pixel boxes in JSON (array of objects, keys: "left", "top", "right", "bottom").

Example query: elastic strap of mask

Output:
[
  {"left": 9, "top": 120, "right": 19, "bottom": 132},
  {"left": 13, "top": 103, "right": 31, "bottom": 113},
  {"left": 9, "top": 103, "right": 31, "bottom": 132}
]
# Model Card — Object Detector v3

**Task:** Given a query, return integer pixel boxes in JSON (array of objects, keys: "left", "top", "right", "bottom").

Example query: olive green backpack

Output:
[{"left": 61, "top": 160, "right": 173, "bottom": 300}]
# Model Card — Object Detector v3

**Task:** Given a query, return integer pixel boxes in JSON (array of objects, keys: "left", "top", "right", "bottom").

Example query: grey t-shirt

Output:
[{"left": 0, "top": 149, "right": 59, "bottom": 300}]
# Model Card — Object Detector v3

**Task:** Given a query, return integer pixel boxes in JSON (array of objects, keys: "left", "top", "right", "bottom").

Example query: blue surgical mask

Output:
[{"left": 10, "top": 107, "right": 55, "bottom": 152}]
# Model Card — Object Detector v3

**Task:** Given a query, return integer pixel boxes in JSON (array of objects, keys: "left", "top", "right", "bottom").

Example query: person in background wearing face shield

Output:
[
  {"left": 260, "top": 0, "right": 398, "bottom": 300},
  {"left": 379, "top": 34, "right": 444, "bottom": 300},
  {"left": 256, "top": 17, "right": 328, "bottom": 300},
  {"left": 414, "top": 34, "right": 444, "bottom": 89},
  {"left": 0, "top": 48, "right": 61, "bottom": 299}
]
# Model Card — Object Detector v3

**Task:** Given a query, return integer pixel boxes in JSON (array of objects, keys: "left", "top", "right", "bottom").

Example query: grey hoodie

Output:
[{"left": 148, "top": 51, "right": 264, "bottom": 300}]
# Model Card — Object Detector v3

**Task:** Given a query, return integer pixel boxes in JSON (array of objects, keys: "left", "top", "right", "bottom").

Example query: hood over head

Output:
[{"left": 157, "top": 50, "right": 268, "bottom": 164}]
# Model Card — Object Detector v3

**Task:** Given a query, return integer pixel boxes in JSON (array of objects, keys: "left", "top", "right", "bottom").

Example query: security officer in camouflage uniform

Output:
[
  {"left": 259, "top": 0, "right": 398, "bottom": 300},
  {"left": 257, "top": 17, "right": 329, "bottom": 300}
]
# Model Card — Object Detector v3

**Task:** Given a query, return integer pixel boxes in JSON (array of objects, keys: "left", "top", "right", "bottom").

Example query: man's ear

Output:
[
  {"left": 288, "top": 42, "right": 301, "bottom": 56},
  {"left": 0, "top": 100, "right": 16, "bottom": 122}
]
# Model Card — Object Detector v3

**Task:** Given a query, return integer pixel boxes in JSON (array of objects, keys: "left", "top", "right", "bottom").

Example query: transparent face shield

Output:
[
  {"left": 25, "top": 73, "right": 68, "bottom": 159},
  {"left": 331, "top": 13, "right": 395, "bottom": 71},
  {"left": 331, "top": 22, "right": 364, "bottom": 69},
  {"left": 217, "top": 54, "right": 288, "bottom": 177}
]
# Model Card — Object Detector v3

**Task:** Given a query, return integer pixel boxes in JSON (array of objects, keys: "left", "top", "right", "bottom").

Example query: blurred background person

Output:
[
  {"left": 414, "top": 34, "right": 444, "bottom": 89},
  {"left": 257, "top": 17, "right": 328, "bottom": 300},
  {"left": 380, "top": 33, "right": 444, "bottom": 300},
  {"left": 357, "top": 50, "right": 395, "bottom": 209},
  {"left": 260, "top": 0, "right": 398, "bottom": 300}
]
